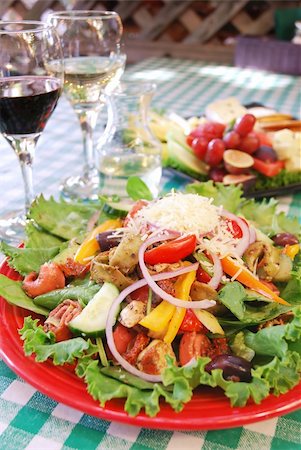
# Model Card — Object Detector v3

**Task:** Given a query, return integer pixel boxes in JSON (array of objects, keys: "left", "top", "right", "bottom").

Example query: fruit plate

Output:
[{"left": 0, "top": 259, "right": 301, "bottom": 430}]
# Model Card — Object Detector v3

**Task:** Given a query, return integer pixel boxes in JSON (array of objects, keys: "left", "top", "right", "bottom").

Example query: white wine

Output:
[{"left": 63, "top": 55, "right": 126, "bottom": 110}]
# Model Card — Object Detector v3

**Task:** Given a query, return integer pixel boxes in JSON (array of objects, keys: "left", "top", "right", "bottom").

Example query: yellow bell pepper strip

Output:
[
  {"left": 283, "top": 244, "right": 300, "bottom": 260},
  {"left": 74, "top": 219, "right": 122, "bottom": 265},
  {"left": 139, "top": 300, "right": 176, "bottom": 332},
  {"left": 193, "top": 309, "right": 224, "bottom": 335},
  {"left": 164, "top": 263, "right": 197, "bottom": 344},
  {"left": 221, "top": 256, "right": 289, "bottom": 306}
]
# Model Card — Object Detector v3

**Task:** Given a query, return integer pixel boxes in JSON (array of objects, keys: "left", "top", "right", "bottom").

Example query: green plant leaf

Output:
[
  {"left": 126, "top": 176, "right": 153, "bottom": 201},
  {"left": 0, "top": 275, "right": 49, "bottom": 316}
]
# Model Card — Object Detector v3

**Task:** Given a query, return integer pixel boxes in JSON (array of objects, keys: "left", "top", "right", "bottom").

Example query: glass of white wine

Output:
[{"left": 48, "top": 10, "right": 126, "bottom": 200}]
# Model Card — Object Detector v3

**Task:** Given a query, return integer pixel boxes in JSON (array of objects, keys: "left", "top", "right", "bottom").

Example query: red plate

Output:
[{"left": 0, "top": 259, "right": 300, "bottom": 430}]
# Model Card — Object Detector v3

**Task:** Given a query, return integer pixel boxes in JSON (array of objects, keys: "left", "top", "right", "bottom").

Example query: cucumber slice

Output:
[
  {"left": 68, "top": 282, "right": 120, "bottom": 337},
  {"left": 104, "top": 199, "right": 133, "bottom": 217}
]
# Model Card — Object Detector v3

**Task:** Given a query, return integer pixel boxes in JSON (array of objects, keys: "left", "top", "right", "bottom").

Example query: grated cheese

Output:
[{"left": 136, "top": 192, "right": 220, "bottom": 236}]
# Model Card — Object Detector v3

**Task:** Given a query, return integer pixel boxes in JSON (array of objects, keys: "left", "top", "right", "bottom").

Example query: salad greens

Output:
[{"left": 0, "top": 181, "right": 301, "bottom": 417}]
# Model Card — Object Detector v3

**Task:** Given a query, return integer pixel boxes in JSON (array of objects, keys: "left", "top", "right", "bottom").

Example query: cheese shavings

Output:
[{"left": 136, "top": 192, "right": 220, "bottom": 236}]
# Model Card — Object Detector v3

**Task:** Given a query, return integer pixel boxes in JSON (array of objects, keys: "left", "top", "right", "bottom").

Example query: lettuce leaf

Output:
[
  {"left": 162, "top": 356, "right": 270, "bottom": 407},
  {"left": 239, "top": 197, "right": 300, "bottom": 237},
  {"left": 76, "top": 357, "right": 187, "bottom": 417},
  {"left": 281, "top": 256, "right": 301, "bottom": 303},
  {"left": 185, "top": 181, "right": 243, "bottom": 213},
  {"left": 25, "top": 221, "right": 64, "bottom": 248},
  {"left": 244, "top": 306, "right": 301, "bottom": 358},
  {"left": 0, "top": 241, "right": 61, "bottom": 276},
  {"left": 28, "top": 195, "right": 102, "bottom": 240},
  {"left": 217, "top": 282, "right": 293, "bottom": 327},
  {"left": 19, "top": 317, "right": 97, "bottom": 365},
  {"left": 218, "top": 282, "right": 246, "bottom": 320},
  {"left": 0, "top": 275, "right": 49, "bottom": 316}
]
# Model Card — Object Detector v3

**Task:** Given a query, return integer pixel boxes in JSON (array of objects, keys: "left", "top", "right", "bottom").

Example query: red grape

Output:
[
  {"left": 204, "top": 138, "right": 225, "bottom": 167},
  {"left": 223, "top": 130, "right": 241, "bottom": 149},
  {"left": 239, "top": 132, "right": 260, "bottom": 154},
  {"left": 191, "top": 136, "right": 208, "bottom": 160},
  {"left": 190, "top": 122, "right": 226, "bottom": 140},
  {"left": 254, "top": 145, "right": 278, "bottom": 162},
  {"left": 234, "top": 114, "right": 256, "bottom": 137},
  {"left": 186, "top": 134, "right": 194, "bottom": 147},
  {"left": 209, "top": 167, "right": 227, "bottom": 182}
]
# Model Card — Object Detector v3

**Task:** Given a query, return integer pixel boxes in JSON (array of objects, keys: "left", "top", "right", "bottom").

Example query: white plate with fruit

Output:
[{"left": 150, "top": 97, "right": 301, "bottom": 198}]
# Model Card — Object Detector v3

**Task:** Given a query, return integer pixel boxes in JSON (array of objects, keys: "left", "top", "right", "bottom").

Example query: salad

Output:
[{"left": 0, "top": 179, "right": 300, "bottom": 418}]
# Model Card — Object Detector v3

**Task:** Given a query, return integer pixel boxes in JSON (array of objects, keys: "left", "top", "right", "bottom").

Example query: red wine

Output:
[{"left": 0, "top": 76, "right": 61, "bottom": 135}]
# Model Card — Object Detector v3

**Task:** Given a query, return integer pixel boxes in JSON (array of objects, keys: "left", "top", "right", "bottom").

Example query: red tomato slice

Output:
[
  {"left": 179, "top": 331, "right": 212, "bottom": 366},
  {"left": 123, "top": 200, "right": 149, "bottom": 226},
  {"left": 224, "top": 218, "right": 243, "bottom": 239},
  {"left": 179, "top": 309, "right": 208, "bottom": 333},
  {"left": 130, "top": 285, "right": 150, "bottom": 302},
  {"left": 113, "top": 323, "right": 136, "bottom": 355},
  {"left": 252, "top": 158, "right": 285, "bottom": 177},
  {"left": 144, "top": 235, "right": 197, "bottom": 265},
  {"left": 196, "top": 266, "right": 211, "bottom": 283}
]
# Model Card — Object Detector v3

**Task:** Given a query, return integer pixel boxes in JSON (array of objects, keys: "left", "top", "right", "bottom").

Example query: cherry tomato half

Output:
[
  {"left": 224, "top": 218, "right": 243, "bottom": 239},
  {"left": 123, "top": 200, "right": 148, "bottom": 226},
  {"left": 196, "top": 266, "right": 211, "bottom": 283},
  {"left": 179, "top": 309, "right": 208, "bottom": 333},
  {"left": 113, "top": 323, "right": 136, "bottom": 355}
]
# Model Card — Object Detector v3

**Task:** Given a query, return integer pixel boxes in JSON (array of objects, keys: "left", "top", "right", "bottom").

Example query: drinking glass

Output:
[
  {"left": 0, "top": 21, "right": 64, "bottom": 244},
  {"left": 48, "top": 10, "right": 126, "bottom": 200}
]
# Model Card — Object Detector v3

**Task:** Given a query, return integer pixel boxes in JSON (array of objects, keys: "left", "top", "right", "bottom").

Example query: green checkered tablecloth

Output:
[{"left": 0, "top": 58, "right": 300, "bottom": 450}]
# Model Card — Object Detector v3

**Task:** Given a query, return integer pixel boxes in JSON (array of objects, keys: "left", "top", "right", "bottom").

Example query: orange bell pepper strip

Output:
[
  {"left": 221, "top": 256, "right": 289, "bottom": 306},
  {"left": 164, "top": 262, "right": 197, "bottom": 344},
  {"left": 74, "top": 219, "right": 122, "bottom": 265}
]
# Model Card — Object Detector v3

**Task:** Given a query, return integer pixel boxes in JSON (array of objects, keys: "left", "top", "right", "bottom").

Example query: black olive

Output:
[
  {"left": 205, "top": 354, "right": 252, "bottom": 382},
  {"left": 272, "top": 233, "right": 299, "bottom": 247},
  {"left": 95, "top": 231, "right": 121, "bottom": 251}
]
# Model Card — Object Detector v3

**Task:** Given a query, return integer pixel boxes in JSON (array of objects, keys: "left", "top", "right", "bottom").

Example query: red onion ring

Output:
[
  {"left": 207, "top": 251, "right": 223, "bottom": 289},
  {"left": 138, "top": 234, "right": 216, "bottom": 310},
  {"left": 106, "top": 264, "right": 200, "bottom": 383},
  {"left": 222, "top": 210, "right": 250, "bottom": 257},
  {"left": 249, "top": 226, "right": 256, "bottom": 245}
]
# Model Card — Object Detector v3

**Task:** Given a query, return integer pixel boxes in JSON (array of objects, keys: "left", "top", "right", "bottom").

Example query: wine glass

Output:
[
  {"left": 48, "top": 10, "right": 126, "bottom": 201},
  {"left": 0, "top": 21, "right": 64, "bottom": 244}
]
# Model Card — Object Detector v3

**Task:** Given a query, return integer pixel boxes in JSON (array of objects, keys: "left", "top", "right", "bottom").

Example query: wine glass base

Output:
[
  {"left": 0, "top": 211, "right": 27, "bottom": 245},
  {"left": 59, "top": 172, "right": 99, "bottom": 201}
]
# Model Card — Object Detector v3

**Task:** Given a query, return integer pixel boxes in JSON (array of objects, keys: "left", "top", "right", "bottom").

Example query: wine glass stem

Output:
[
  {"left": 10, "top": 136, "right": 37, "bottom": 214},
  {"left": 77, "top": 109, "right": 99, "bottom": 177}
]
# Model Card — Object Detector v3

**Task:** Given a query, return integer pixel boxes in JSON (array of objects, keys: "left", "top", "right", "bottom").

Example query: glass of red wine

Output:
[
  {"left": 0, "top": 21, "right": 64, "bottom": 244},
  {"left": 48, "top": 11, "right": 125, "bottom": 201}
]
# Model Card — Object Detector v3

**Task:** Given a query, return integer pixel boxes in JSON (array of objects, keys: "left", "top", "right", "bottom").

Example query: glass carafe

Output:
[{"left": 97, "top": 81, "right": 162, "bottom": 198}]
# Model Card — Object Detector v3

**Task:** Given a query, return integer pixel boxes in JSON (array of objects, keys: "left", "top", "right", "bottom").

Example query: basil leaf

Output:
[{"left": 126, "top": 176, "right": 153, "bottom": 201}]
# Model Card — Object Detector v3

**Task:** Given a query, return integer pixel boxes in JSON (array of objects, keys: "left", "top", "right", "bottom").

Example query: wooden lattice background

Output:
[{"left": 1, "top": 0, "right": 300, "bottom": 64}]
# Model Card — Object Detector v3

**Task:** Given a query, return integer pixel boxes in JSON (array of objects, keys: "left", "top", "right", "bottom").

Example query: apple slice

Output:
[{"left": 223, "top": 149, "right": 254, "bottom": 174}]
